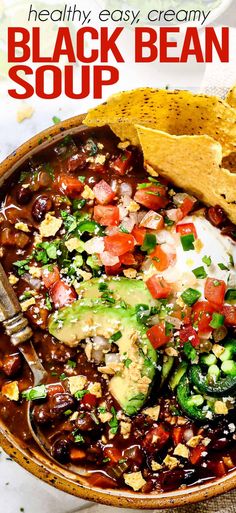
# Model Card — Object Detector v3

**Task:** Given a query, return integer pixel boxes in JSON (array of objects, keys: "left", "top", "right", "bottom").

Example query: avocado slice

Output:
[
  {"left": 76, "top": 277, "right": 157, "bottom": 308},
  {"left": 49, "top": 300, "right": 157, "bottom": 415}
]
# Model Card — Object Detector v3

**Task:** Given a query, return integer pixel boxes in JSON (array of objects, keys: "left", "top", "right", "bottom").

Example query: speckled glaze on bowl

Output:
[{"left": 0, "top": 115, "right": 236, "bottom": 509}]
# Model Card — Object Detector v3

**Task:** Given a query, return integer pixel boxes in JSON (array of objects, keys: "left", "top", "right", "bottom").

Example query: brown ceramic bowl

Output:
[{"left": 0, "top": 115, "right": 236, "bottom": 509}]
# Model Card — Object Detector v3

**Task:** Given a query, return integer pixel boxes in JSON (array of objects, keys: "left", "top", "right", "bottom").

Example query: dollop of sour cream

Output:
[{"left": 145, "top": 215, "right": 236, "bottom": 300}]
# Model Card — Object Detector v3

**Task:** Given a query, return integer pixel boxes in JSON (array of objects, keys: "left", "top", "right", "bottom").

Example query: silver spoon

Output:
[
  {"left": 0, "top": 262, "right": 47, "bottom": 385},
  {"left": 0, "top": 264, "right": 87, "bottom": 474}
]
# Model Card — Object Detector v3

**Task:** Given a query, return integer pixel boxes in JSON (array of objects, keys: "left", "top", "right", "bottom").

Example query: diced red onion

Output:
[
  {"left": 165, "top": 315, "right": 182, "bottom": 329},
  {"left": 84, "top": 237, "right": 104, "bottom": 255},
  {"left": 140, "top": 210, "right": 163, "bottom": 229},
  {"left": 91, "top": 336, "right": 111, "bottom": 364},
  {"left": 100, "top": 251, "right": 119, "bottom": 266},
  {"left": 22, "top": 273, "right": 41, "bottom": 290},
  {"left": 120, "top": 216, "right": 136, "bottom": 233},
  {"left": 105, "top": 353, "right": 120, "bottom": 365}
]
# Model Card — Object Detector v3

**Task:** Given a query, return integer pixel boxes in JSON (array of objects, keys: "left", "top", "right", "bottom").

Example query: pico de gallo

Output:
[{"left": 1, "top": 126, "right": 236, "bottom": 493}]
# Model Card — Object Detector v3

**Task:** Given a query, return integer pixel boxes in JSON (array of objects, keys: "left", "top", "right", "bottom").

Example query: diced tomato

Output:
[
  {"left": 88, "top": 472, "right": 118, "bottom": 489},
  {"left": 93, "top": 205, "right": 119, "bottom": 226},
  {"left": 105, "top": 262, "right": 122, "bottom": 276},
  {"left": 147, "top": 322, "right": 170, "bottom": 349},
  {"left": 42, "top": 266, "right": 60, "bottom": 289},
  {"left": 104, "top": 446, "right": 122, "bottom": 463},
  {"left": 132, "top": 225, "right": 146, "bottom": 245},
  {"left": 70, "top": 448, "right": 86, "bottom": 462},
  {"left": 207, "top": 206, "right": 226, "bottom": 227},
  {"left": 176, "top": 223, "right": 197, "bottom": 239},
  {"left": 134, "top": 185, "right": 168, "bottom": 211},
  {"left": 204, "top": 278, "right": 226, "bottom": 308},
  {"left": 149, "top": 245, "right": 169, "bottom": 271},
  {"left": 67, "top": 153, "right": 87, "bottom": 172},
  {"left": 50, "top": 280, "right": 77, "bottom": 308},
  {"left": 192, "top": 301, "right": 217, "bottom": 336},
  {"left": 104, "top": 233, "right": 135, "bottom": 256},
  {"left": 190, "top": 445, "right": 206, "bottom": 465},
  {"left": 110, "top": 150, "right": 132, "bottom": 175},
  {"left": 143, "top": 424, "right": 170, "bottom": 451},
  {"left": 179, "top": 325, "right": 200, "bottom": 347},
  {"left": 146, "top": 275, "right": 172, "bottom": 299},
  {"left": 119, "top": 252, "right": 137, "bottom": 266},
  {"left": 57, "top": 174, "right": 84, "bottom": 197},
  {"left": 93, "top": 180, "right": 115, "bottom": 205},
  {"left": 180, "top": 197, "right": 196, "bottom": 217},
  {"left": 80, "top": 393, "right": 97, "bottom": 410},
  {"left": 214, "top": 460, "right": 227, "bottom": 478},
  {"left": 222, "top": 305, "right": 236, "bottom": 326},
  {"left": 172, "top": 427, "right": 184, "bottom": 446},
  {"left": 47, "top": 383, "right": 65, "bottom": 398},
  {"left": 26, "top": 302, "right": 49, "bottom": 330},
  {"left": 172, "top": 305, "right": 192, "bottom": 326}
]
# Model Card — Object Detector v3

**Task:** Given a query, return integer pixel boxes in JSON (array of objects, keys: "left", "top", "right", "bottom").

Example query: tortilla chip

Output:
[
  {"left": 226, "top": 85, "right": 236, "bottom": 109},
  {"left": 84, "top": 88, "right": 236, "bottom": 156},
  {"left": 136, "top": 124, "right": 236, "bottom": 224}
]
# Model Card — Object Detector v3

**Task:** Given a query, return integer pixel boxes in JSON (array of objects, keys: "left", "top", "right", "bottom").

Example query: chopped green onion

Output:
[
  {"left": 110, "top": 331, "right": 122, "bottom": 342},
  {"left": 181, "top": 288, "right": 201, "bottom": 306},
  {"left": 165, "top": 321, "right": 174, "bottom": 336},
  {"left": 103, "top": 457, "right": 111, "bottom": 463},
  {"left": 135, "top": 304, "right": 150, "bottom": 324},
  {"left": 74, "top": 389, "right": 89, "bottom": 399},
  {"left": 218, "top": 263, "right": 229, "bottom": 271},
  {"left": 180, "top": 234, "right": 195, "bottom": 251},
  {"left": 108, "top": 407, "right": 119, "bottom": 434},
  {"left": 22, "top": 385, "right": 47, "bottom": 401},
  {"left": 124, "top": 358, "right": 132, "bottom": 368},
  {"left": 98, "top": 282, "right": 108, "bottom": 291},
  {"left": 164, "top": 216, "right": 174, "bottom": 227},
  {"left": 225, "top": 289, "right": 236, "bottom": 301},
  {"left": 64, "top": 409, "right": 73, "bottom": 416},
  {"left": 202, "top": 255, "right": 212, "bottom": 267},
  {"left": 119, "top": 224, "right": 129, "bottom": 234},
  {"left": 72, "top": 199, "right": 86, "bottom": 211},
  {"left": 192, "top": 266, "right": 207, "bottom": 279},
  {"left": 67, "top": 360, "right": 76, "bottom": 369},
  {"left": 183, "top": 342, "right": 197, "bottom": 362},
  {"left": 141, "top": 233, "right": 156, "bottom": 253},
  {"left": 45, "top": 293, "right": 52, "bottom": 311},
  {"left": 209, "top": 313, "right": 225, "bottom": 329},
  {"left": 52, "top": 116, "right": 61, "bottom": 124},
  {"left": 101, "top": 291, "right": 115, "bottom": 304},
  {"left": 74, "top": 433, "right": 85, "bottom": 444}
]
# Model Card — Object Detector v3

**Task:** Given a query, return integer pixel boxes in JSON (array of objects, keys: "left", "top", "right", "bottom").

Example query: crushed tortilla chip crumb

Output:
[{"left": 17, "top": 103, "right": 34, "bottom": 123}]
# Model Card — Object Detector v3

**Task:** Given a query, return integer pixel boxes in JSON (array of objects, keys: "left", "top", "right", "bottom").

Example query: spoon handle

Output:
[
  {"left": 0, "top": 263, "right": 32, "bottom": 345},
  {"left": 0, "top": 263, "right": 47, "bottom": 385}
]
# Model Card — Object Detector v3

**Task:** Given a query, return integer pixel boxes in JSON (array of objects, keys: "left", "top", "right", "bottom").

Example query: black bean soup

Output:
[{"left": 1, "top": 126, "right": 236, "bottom": 493}]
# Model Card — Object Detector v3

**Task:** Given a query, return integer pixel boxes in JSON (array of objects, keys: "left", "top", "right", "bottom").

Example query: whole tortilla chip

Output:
[
  {"left": 226, "top": 84, "right": 236, "bottom": 109},
  {"left": 84, "top": 88, "right": 236, "bottom": 156},
  {"left": 136, "top": 124, "right": 236, "bottom": 224}
]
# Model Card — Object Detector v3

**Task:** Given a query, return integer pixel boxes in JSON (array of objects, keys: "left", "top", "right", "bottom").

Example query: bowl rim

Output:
[{"left": 0, "top": 114, "right": 236, "bottom": 509}]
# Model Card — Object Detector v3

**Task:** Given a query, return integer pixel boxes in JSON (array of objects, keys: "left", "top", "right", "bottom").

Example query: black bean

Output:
[
  {"left": 52, "top": 438, "right": 71, "bottom": 463},
  {"left": 159, "top": 469, "right": 184, "bottom": 492},
  {"left": 49, "top": 393, "right": 75, "bottom": 416},
  {"left": 76, "top": 412, "right": 97, "bottom": 432},
  {"left": 32, "top": 404, "right": 51, "bottom": 425},
  {"left": 16, "top": 186, "right": 32, "bottom": 205},
  {"left": 31, "top": 195, "right": 53, "bottom": 222}
]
